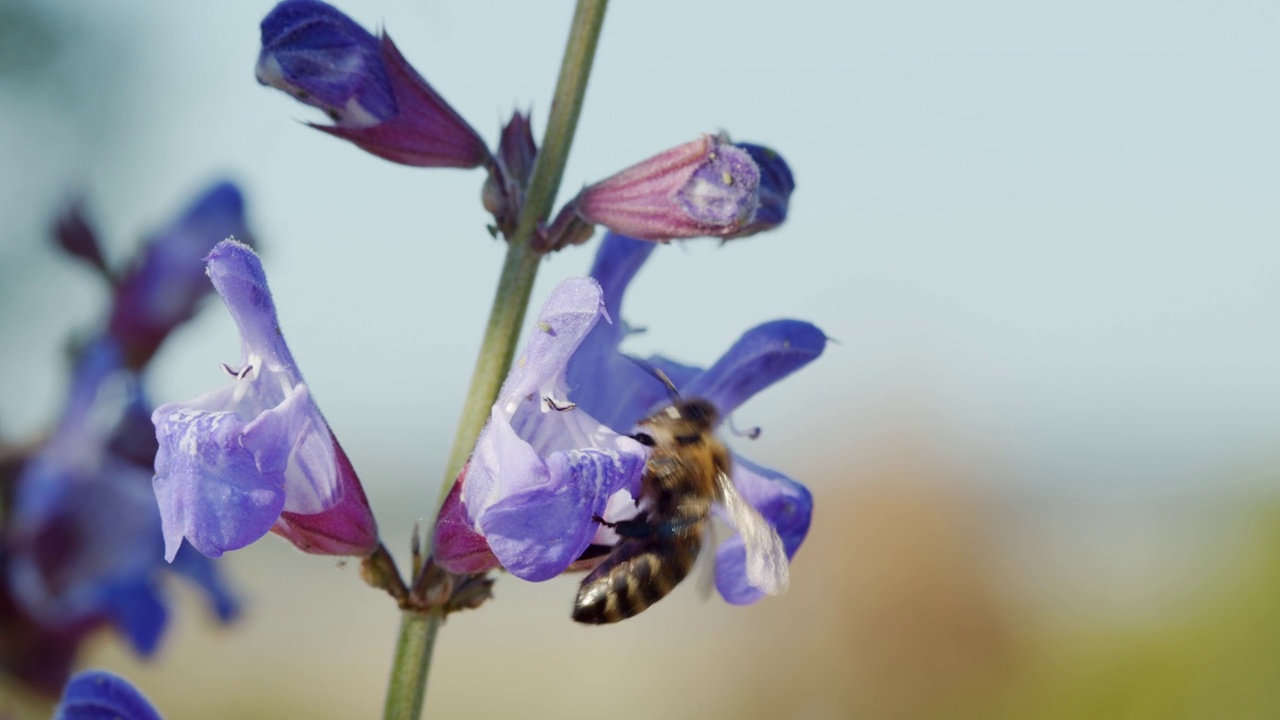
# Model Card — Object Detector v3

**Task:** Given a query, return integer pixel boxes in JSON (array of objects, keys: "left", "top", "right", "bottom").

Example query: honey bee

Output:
[{"left": 572, "top": 393, "right": 790, "bottom": 624}]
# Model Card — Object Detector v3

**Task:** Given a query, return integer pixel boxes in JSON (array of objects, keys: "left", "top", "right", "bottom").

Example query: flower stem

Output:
[{"left": 381, "top": 2, "right": 609, "bottom": 718}]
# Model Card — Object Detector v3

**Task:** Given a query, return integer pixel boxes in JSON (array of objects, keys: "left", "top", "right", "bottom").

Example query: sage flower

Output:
[
  {"left": 436, "top": 234, "right": 823, "bottom": 605},
  {"left": 257, "top": 0, "right": 490, "bottom": 169},
  {"left": 151, "top": 240, "right": 378, "bottom": 561}
]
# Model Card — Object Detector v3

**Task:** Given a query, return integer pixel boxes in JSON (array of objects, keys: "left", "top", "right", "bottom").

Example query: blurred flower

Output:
[
  {"left": 566, "top": 232, "right": 823, "bottom": 604},
  {"left": 50, "top": 197, "right": 109, "bottom": 276},
  {"left": 107, "top": 181, "right": 253, "bottom": 368},
  {"left": 726, "top": 143, "right": 795, "bottom": 240},
  {"left": 435, "top": 235, "right": 824, "bottom": 605},
  {"left": 434, "top": 278, "right": 648, "bottom": 580},
  {"left": 54, "top": 670, "right": 162, "bottom": 720},
  {"left": 1, "top": 338, "right": 238, "bottom": 697},
  {"left": 572, "top": 134, "right": 762, "bottom": 241},
  {"left": 152, "top": 240, "right": 378, "bottom": 561},
  {"left": 257, "top": 0, "right": 490, "bottom": 169}
]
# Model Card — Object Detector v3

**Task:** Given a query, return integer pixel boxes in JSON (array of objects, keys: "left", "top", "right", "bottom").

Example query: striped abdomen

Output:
[{"left": 572, "top": 533, "right": 702, "bottom": 624}]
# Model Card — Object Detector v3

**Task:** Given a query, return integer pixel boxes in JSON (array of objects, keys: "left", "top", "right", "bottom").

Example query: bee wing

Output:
[
  {"left": 695, "top": 516, "right": 720, "bottom": 602},
  {"left": 716, "top": 471, "right": 790, "bottom": 595}
]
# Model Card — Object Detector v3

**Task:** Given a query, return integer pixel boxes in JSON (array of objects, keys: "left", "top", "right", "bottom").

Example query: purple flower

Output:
[
  {"left": 565, "top": 233, "right": 823, "bottom": 604},
  {"left": 54, "top": 670, "right": 162, "bottom": 720},
  {"left": 108, "top": 181, "right": 253, "bottom": 369},
  {"left": 2, "top": 338, "right": 238, "bottom": 697},
  {"left": 151, "top": 240, "right": 378, "bottom": 561},
  {"left": 435, "top": 234, "right": 824, "bottom": 605},
  {"left": 434, "top": 278, "right": 648, "bottom": 581},
  {"left": 257, "top": 0, "right": 490, "bottom": 169},
  {"left": 572, "top": 134, "right": 762, "bottom": 242}
]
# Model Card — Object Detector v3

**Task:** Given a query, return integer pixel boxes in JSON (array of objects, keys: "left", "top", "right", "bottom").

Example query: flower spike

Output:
[
  {"left": 151, "top": 240, "right": 378, "bottom": 560},
  {"left": 257, "top": 0, "right": 490, "bottom": 169}
]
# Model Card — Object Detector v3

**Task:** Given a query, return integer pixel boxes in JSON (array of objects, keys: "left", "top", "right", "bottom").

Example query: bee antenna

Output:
[
  {"left": 624, "top": 356, "right": 682, "bottom": 402},
  {"left": 728, "top": 416, "right": 762, "bottom": 440}
]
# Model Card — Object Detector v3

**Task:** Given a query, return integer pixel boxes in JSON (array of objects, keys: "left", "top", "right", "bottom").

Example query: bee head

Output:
[{"left": 674, "top": 398, "right": 719, "bottom": 430}]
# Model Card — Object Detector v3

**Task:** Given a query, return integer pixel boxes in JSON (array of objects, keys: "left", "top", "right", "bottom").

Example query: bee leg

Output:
[
  {"left": 608, "top": 518, "right": 656, "bottom": 540},
  {"left": 654, "top": 516, "right": 699, "bottom": 540}
]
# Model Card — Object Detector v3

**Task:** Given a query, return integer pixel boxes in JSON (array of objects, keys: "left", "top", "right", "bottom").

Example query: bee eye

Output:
[{"left": 631, "top": 432, "right": 656, "bottom": 447}]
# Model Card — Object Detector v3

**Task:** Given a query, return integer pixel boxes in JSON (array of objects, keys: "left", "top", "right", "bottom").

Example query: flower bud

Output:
[
  {"left": 482, "top": 110, "right": 539, "bottom": 233},
  {"left": 257, "top": 0, "right": 490, "bottom": 169},
  {"left": 573, "top": 134, "right": 760, "bottom": 241}
]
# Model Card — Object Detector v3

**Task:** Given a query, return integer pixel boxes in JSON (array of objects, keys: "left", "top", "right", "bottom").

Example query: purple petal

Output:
[
  {"left": 676, "top": 142, "right": 759, "bottom": 227},
  {"left": 168, "top": 544, "right": 241, "bottom": 622},
  {"left": 478, "top": 436, "right": 641, "bottom": 581},
  {"left": 589, "top": 232, "right": 656, "bottom": 323},
  {"left": 500, "top": 277, "right": 606, "bottom": 403},
  {"left": 727, "top": 143, "right": 795, "bottom": 239},
  {"left": 714, "top": 455, "right": 812, "bottom": 605},
  {"left": 257, "top": 0, "right": 396, "bottom": 126},
  {"left": 566, "top": 233, "right": 660, "bottom": 429},
  {"left": 98, "top": 579, "right": 167, "bottom": 656},
  {"left": 682, "top": 319, "right": 827, "bottom": 416},
  {"left": 55, "top": 670, "right": 163, "bottom": 720},
  {"left": 461, "top": 278, "right": 647, "bottom": 579},
  {"left": 152, "top": 403, "right": 286, "bottom": 561},
  {"left": 108, "top": 182, "right": 251, "bottom": 367},
  {"left": 206, "top": 239, "right": 293, "bottom": 368}
]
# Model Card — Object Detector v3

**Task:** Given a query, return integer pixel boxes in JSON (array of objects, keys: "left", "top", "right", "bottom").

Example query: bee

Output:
[{"left": 572, "top": 391, "right": 790, "bottom": 624}]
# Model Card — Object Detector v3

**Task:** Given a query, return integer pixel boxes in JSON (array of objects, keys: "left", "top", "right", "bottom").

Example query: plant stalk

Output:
[{"left": 381, "top": 1, "right": 608, "bottom": 718}]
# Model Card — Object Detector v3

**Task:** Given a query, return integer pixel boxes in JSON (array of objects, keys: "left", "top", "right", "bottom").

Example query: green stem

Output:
[{"left": 381, "top": 2, "right": 608, "bottom": 719}]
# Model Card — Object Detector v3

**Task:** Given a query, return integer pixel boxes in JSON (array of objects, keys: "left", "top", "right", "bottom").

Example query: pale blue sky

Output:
[{"left": 1, "top": 0, "right": 1278, "bottom": 512}]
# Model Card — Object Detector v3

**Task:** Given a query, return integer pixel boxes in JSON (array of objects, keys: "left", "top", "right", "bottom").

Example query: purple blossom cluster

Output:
[
  {"left": 18, "top": 0, "right": 830, "bottom": 709},
  {"left": 0, "top": 183, "right": 245, "bottom": 696}
]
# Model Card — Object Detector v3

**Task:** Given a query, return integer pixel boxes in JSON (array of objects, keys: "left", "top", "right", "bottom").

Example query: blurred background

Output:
[{"left": 2, "top": 0, "right": 1279, "bottom": 717}]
